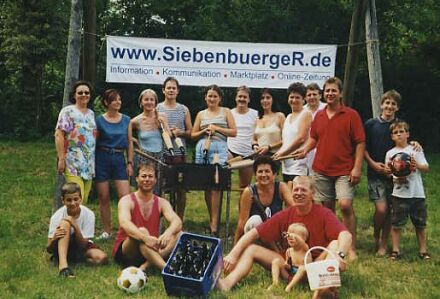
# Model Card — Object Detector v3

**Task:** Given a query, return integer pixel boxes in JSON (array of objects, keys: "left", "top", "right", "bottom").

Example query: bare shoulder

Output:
[
  {"left": 119, "top": 194, "right": 133, "bottom": 209},
  {"left": 157, "top": 196, "right": 172, "bottom": 210}
]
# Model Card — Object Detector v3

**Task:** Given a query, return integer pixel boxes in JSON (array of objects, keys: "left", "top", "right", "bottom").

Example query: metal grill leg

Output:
[{"left": 225, "top": 190, "right": 230, "bottom": 252}]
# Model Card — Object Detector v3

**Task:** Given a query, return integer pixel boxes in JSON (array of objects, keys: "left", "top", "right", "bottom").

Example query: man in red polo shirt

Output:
[
  {"left": 293, "top": 77, "right": 365, "bottom": 260},
  {"left": 218, "top": 176, "right": 351, "bottom": 295}
]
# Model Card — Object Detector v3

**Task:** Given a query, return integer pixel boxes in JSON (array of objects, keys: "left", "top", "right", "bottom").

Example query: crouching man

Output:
[
  {"left": 112, "top": 161, "right": 182, "bottom": 271},
  {"left": 218, "top": 176, "right": 352, "bottom": 298},
  {"left": 47, "top": 182, "right": 108, "bottom": 278}
]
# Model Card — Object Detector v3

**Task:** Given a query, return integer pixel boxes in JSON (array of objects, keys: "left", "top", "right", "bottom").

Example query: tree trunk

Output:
[
  {"left": 83, "top": 0, "right": 96, "bottom": 86},
  {"left": 343, "top": 0, "right": 368, "bottom": 107},
  {"left": 365, "top": 0, "right": 383, "bottom": 118},
  {"left": 62, "top": 0, "right": 83, "bottom": 107}
]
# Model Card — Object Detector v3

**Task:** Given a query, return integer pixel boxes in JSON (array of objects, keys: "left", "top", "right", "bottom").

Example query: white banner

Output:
[{"left": 106, "top": 36, "right": 337, "bottom": 89}]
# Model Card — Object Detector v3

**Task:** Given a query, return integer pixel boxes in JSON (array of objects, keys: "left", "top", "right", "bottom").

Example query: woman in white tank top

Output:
[
  {"left": 273, "top": 83, "right": 312, "bottom": 182},
  {"left": 252, "top": 88, "right": 285, "bottom": 155}
]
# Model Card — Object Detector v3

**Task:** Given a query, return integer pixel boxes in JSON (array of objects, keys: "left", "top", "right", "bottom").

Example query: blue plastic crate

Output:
[{"left": 162, "top": 232, "right": 223, "bottom": 297}]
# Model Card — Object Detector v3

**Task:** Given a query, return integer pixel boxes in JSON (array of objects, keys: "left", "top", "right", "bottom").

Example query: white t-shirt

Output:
[
  {"left": 227, "top": 108, "right": 258, "bottom": 156},
  {"left": 48, "top": 205, "right": 95, "bottom": 239},
  {"left": 385, "top": 145, "right": 428, "bottom": 198}
]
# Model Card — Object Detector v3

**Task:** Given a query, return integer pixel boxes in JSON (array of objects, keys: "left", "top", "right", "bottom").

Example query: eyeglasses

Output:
[
  {"left": 392, "top": 129, "right": 407, "bottom": 135},
  {"left": 77, "top": 91, "right": 90, "bottom": 95}
]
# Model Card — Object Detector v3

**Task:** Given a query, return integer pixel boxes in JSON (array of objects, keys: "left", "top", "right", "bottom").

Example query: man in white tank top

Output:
[{"left": 227, "top": 86, "right": 258, "bottom": 191}]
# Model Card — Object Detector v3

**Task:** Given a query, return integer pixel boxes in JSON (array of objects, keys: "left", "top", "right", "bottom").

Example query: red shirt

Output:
[
  {"left": 112, "top": 193, "right": 160, "bottom": 257},
  {"left": 311, "top": 105, "right": 365, "bottom": 176},
  {"left": 256, "top": 204, "right": 347, "bottom": 259}
]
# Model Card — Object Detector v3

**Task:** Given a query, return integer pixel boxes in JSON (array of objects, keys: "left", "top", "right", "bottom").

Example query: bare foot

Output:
[
  {"left": 267, "top": 283, "right": 276, "bottom": 291},
  {"left": 348, "top": 249, "right": 357, "bottom": 262},
  {"left": 216, "top": 278, "right": 231, "bottom": 291},
  {"left": 376, "top": 247, "right": 386, "bottom": 256},
  {"left": 139, "top": 260, "right": 151, "bottom": 272}
]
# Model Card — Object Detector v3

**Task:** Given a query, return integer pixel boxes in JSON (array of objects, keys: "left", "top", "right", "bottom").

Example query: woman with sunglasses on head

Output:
[
  {"left": 95, "top": 89, "right": 132, "bottom": 240},
  {"left": 55, "top": 81, "right": 97, "bottom": 204}
]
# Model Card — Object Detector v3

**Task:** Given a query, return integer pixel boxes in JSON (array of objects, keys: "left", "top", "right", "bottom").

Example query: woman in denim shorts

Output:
[{"left": 95, "top": 89, "right": 132, "bottom": 240}]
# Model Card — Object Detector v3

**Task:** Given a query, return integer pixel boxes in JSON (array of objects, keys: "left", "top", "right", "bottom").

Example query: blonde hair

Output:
[
  {"left": 287, "top": 223, "right": 309, "bottom": 241},
  {"left": 138, "top": 89, "right": 160, "bottom": 127},
  {"left": 292, "top": 175, "right": 316, "bottom": 194}
]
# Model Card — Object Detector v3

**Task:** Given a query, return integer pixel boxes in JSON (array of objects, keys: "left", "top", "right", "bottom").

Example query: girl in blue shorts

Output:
[
  {"left": 191, "top": 85, "right": 237, "bottom": 235},
  {"left": 95, "top": 89, "right": 132, "bottom": 240}
]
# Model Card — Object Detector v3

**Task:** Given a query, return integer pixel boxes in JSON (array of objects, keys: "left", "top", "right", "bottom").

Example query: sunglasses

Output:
[{"left": 77, "top": 91, "right": 90, "bottom": 95}]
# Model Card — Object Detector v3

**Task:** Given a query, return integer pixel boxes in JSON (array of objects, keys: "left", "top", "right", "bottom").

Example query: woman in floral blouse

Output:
[{"left": 54, "top": 81, "right": 97, "bottom": 203}]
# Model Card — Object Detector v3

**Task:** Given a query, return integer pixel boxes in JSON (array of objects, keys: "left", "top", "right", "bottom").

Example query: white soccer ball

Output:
[{"left": 117, "top": 266, "right": 148, "bottom": 294}]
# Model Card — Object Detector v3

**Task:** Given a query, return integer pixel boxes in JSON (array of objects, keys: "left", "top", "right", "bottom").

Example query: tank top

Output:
[
  {"left": 200, "top": 108, "right": 228, "bottom": 141},
  {"left": 254, "top": 121, "right": 282, "bottom": 153},
  {"left": 96, "top": 114, "right": 130, "bottom": 149},
  {"left": 249, "top": 181, "right": 282, "bottom": 219},
  {"left": 157, "top": 102, "right": 187, "bottom": 155},
  {"left": 280, "top": 109, "right": 308, "bottom": 175},
  {"left": 112, "top": 193, "right": 160, "bottom": 257},
  {"left": 137, "top": 117, "right": 163, "bottom": 153},
  {"left": 227, "top": 108, "right": 258, "bottom": 156}
]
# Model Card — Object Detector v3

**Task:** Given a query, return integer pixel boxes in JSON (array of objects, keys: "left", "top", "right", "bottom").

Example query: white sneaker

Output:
[{"left": 96, "top": 231, "right": 111, "bottom": 241}]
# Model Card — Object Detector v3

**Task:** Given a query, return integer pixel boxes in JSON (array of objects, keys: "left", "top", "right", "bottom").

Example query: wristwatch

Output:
[{"left": 337, "top": 251, "right": 346, "bottom": 260}]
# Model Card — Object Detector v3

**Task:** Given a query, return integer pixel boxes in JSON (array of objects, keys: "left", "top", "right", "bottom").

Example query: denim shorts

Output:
[
  {"left": 391, "top": 197, "right": 427, "bottom": 228},
  {"left": 367, "top": 177, "right": 393, "bottom": 202},
  {"left": 195, "top": 139, "right": 228, "bottom": 164},
  {"left": 95, "top": 150, "right": 128, "bottom": 181},
  {"left": 313, "top": 173, "right": 355, "bottom": 201}
]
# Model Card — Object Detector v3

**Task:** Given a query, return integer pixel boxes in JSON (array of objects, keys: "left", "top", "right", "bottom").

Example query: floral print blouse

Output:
[{"left": 56, "top": 105, "right": 97, "bottom": 180}]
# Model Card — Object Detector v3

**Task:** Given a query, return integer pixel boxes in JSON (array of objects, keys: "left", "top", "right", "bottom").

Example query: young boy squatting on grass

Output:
[
  {"left": 385, "top": 121, "right": 430, "bottom": 260},
  {"left": 47, "top": 182, "right": 108, "bottom": 278}
]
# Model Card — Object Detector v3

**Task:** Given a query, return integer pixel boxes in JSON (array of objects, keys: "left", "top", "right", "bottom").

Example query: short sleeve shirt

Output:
[
  {"left": 48, "top": 205, "right": 95, "bottom": 239},
  {"left": 56, "top": 105, "right": 97, "bottom": 180},
  {"left": 256, "top": 205, "right": 347, "bottom": 259},
  {"left": 311, "top": 105, "right": 365, "bottom": 176}
]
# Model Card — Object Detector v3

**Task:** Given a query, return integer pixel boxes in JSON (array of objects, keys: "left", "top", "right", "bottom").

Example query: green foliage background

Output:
[{"left": 1, "top": 0, "right": 439, "bottom": 150}]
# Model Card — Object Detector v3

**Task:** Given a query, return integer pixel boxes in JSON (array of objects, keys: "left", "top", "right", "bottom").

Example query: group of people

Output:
[{"left": 47, "top": 76, "right": 430, "bottom": 297}]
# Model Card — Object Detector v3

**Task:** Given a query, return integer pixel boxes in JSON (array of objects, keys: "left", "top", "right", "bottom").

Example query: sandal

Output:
[
  {"left": 419, "top": 252, "right": 431, "bottom": 260},
  {"left": 59, "top": 267, "right": 75, "bottom": 278},
  {"left": 389, "top": 251, "right": 401, "bottom": 261}
]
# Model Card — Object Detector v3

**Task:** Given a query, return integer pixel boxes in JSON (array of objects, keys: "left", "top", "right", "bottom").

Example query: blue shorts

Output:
[
  {"left": 95, "top": 150, "right": 128, "bottom": 182},
  {"left": 195, "top": 139, "right": 228, "bottom": 164},
  {"left": 367, "top": 177, "right": 393, "bottom": 202}
]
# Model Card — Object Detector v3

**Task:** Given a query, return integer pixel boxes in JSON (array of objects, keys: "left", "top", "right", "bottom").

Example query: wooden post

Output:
[
  {"left": 365, "top": 0, "right": 383, "bottom": 118},
  {"left": 62, "top": 0, "right": 83, "bottom": 107},
  {"left": 83, "top": 0, "right": 96, "bottom": 86},
  {"left": 343, "top": 0, "right": 368, "bottom": 107}
]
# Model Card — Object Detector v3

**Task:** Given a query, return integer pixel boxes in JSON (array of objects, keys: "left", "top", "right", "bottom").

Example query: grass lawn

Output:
[{"left": 1, "top": 141, "right": 439, "bottom": 298}]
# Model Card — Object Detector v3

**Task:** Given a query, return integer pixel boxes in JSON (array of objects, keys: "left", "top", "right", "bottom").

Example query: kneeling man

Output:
[
  {"left": 112, "top": 161, "right": 182, "bottom": 271},
  {"left": 218, "top": 176, "right": 352, "bottom": 297}
]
